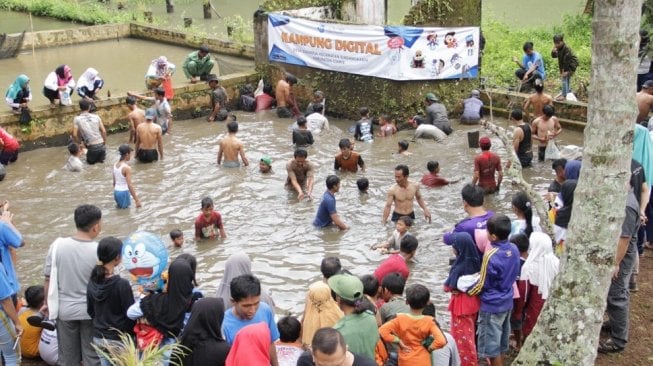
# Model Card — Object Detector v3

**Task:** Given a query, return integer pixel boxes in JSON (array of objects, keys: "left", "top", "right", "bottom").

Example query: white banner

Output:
[{"left": 268, "top": 14, "right": 479, "bottom": 81}]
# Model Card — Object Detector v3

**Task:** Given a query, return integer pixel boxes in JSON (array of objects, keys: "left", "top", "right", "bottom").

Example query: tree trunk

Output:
[
  {"left": 203, "top": 3, "right": 212, "bottom": 19},
  {"left": 584, "top": 0, "right": 595, "bottom": 15},
  {"left": 513, "top": 0, "right": 642, "bottom": 364}
]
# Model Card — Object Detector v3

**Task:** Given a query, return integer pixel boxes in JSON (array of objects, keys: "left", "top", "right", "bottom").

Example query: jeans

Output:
[
  {"left": 561, "top": 74, "right": 571, "bottom": 97},
  {"left": 606, "top": 240, "right": 637, "bottom": 348},
  {"left": 477, "top": 310, "right": 511, "bottom": 358},
  {"left": 0, "top": 310, "right": 19, "bottom": 366}
]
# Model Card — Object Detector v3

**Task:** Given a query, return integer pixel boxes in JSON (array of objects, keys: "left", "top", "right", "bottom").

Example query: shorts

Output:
[
  {"left": 215, "top": 110, "right": 228, "bottom": 122},
  {"left": 222, "top": 160, "right": 241, "bottom": 168},
  {"left": 0, "top": 150, "right": 18, "bottom": 165},
  {"left": 518, "top": 151, "right": 533, "bottom": 168},
  {"left": 114, "top": 190, "right": 131, "bottom": 209},
  {"left": 86, "top": 144, "right": 106, "bottom": 165},
  {"left": 42, "top": 87, "right": 59, "bottom": 103},
  {"left": 538, "top": 146, "right": 546, "bottom": 161},
  {"left": 137, "top": 149, "right": 159, "bottom": 163},
  {"left": 477, "top": 310, "right": 511, "bottom": 358},
  {"left": 460, "top": 117, "right": 480, "bottom": 125},
  {"left": 277, "top": 107, "right": 292, "bottom": 118},
  {"left": 391, "top": 211, "right": 415, "bottom": 222}
]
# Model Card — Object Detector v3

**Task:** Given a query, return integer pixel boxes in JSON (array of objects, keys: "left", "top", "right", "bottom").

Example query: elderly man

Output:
[{"left": 183, "top": 45, "right": 216, "bottom": 83}]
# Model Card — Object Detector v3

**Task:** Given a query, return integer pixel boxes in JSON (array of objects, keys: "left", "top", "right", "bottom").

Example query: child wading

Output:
[{"left": 112, "top": 144, "right": 141, "bottom": 209}]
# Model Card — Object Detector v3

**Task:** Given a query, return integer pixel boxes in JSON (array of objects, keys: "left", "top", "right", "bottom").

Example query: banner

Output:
[{"left": 268, "top": 14, "right": 479, "bottom": 81}]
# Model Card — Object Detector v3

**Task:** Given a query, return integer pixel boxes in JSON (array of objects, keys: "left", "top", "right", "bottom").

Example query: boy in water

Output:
[
  {"left": 371, "top": 216, "right": 413, "bottom": 254},
  {"left": 334, "top": 138, "right": 365, "bottom": 172},
  {"left": 420, "top": 161, "right": 453, "bottom": 187},
  {"left": 217, "top": 121, "right": 249, "bottom": 167},
  {"left": 170, "top": 229, "right": 184, "bottom": 248},
  {"left": 64, "top": 142, "right": 83, "bottom": 172},
  {"left": 126, "top": 96, "right": 145, "bottom": 143},
  {"left": 113, "top": 144, "right": 141, "bottom": 209},
  {"left": 531, "top": 105, "right": 562, "bottom": 161},
  {"left": 194, "top": 197, "right": 227, "bottom": 240},
  {"left": 292, "top": 117, "right": 314, "bottom": 148},
  {"left": 357, "top": 177, "right": 369, "bottom": 194},
  {"left": 395, "top": 140, "right": 412, "bottom": 156},
  {"left": 259, "top": 156, "right": 272, "bottom": 174}
]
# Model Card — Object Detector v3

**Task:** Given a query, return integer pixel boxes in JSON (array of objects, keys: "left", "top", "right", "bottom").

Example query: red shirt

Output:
[
  {"left": 194, "top": 211, "right": 223, "bottom": 239},
  {"left": 255, "top": 94, "right": 275, "bottom": 112},
  {"left": 374, "top": 254, "right": 409, "bottom": 282},
  {"left": 0, "top": 128, "right": 19, "bottom": 152},
  {"left": 474, "top": 151, "right": 502, "bottom": 190},
  {"left": 420, "top": 173, "right": 449, "bottom": 187}
]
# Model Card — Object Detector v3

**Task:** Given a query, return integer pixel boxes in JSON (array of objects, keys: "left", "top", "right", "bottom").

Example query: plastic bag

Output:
[
  {"left": 162, "top": 78, "right": 174, "bottom": 100},
  {"left": 19, "top": 108, "right": 32, "bottom": 125},
  {"left": 566, "top": 92, "right": 578, "bottom": 102},
  {"left": 254, "top": 78, "right": 264, "bottom": 97},
  {"left": 544, "top": 139, "right": 561, "bottom": 160},
  {"left": 59, "top": 90, "right": 72, "bottom": 106}
]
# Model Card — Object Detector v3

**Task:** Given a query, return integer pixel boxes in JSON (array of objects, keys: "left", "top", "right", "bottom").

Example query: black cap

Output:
[{"left": 643, "top": 80, "right": 653, "bottom": 89}]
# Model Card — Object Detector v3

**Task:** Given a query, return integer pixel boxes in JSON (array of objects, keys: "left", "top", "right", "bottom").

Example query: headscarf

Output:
[
  {"left": 555, "top": 180, "right": 577, "bottom": 229},
  {"left": 301, "top": 281, "right": 344, "bottom": 346},
  {"left": 521, "top": 232, "right": 560, "bottom": 299},
  {"left": 140, "top": 258, "right": 194, "bottom": 337},
  {"left": 6, "top": 74, "right": 29, "bottom": 100},
  {"left": 180, "top": 298, "right": 229, "bottom": 366},
  {"left": 633, "top": 124, "right": 653, "bottom": 187},
  {"left": 444, "top": 232, "right": 481, "bottom": 289},
  {"left": 216, "top": 253, "right": 275, "bottom": 309},
  {"left": 77, "top": 68, "right": 99, "bottom": 91},
  {"left": 152, "top": 56, "right": 169, "bottom": 77},
  {"left": 225, "top": 323, "right": 271, "bottom": 366},
  {"left": 55, "top": 65, "right": 72, "bottom": 87},
  {"left": 564, "top": 160, "right": 582, "bottom": 181}
]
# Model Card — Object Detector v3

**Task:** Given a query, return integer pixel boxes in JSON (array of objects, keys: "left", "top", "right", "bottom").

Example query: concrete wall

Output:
[{"left": 19, "top": 24, "right": 131, "bottom": 51}]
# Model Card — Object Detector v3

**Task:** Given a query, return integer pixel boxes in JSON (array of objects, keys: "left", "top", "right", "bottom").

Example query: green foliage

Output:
[
  {"left": 262, "top": 0, "right": 342, "bottom": 12},
  {"left": 91, "top": 331, "right": 188, "bottom": 366},
  {"left": 223, "top": 15, "right": 255, "bottom": 44},
  {"left": 482, "top": 14, "right": 592, "bottom": 98},
  {"left": 408, "top": 0, "right": 454, "bottom": 24},
  {"left": 0, "top": 0, "right": 142, "bottom": 24}
]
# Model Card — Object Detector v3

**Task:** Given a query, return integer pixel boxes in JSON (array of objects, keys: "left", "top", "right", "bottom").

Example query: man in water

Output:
[
  {"left": 409, "top": 115, "right": 446, "bottom": 142},
  {"left": 313, "top": 175, "right": 349, "bottom": 230},
  {"left": 636, "top": 80, "right": 653, "bottom": 123},
  {"left": 286, "top": 149, "right": 315, "bottom": 200},
  {"left": 135, "top": 108, "right": 163, "bottom": 163},
  {"left": 460, "top": 89, "right": 484, "bottom": 124},
  {"left": 208, "top": 74, "right": 229, "bottom": 122},
  {"left": 510, "top": 109, "right": 533, "bottom": 168},
  {"left": 382, "top": 164, "right": 432, "bottom": 224},
  {"left": 73, "top": 99, "right": 106, "bottom": 165},
  {"left": 126, "top": 96, "right": 145, "bottom": 144},
  {"left": 128, "top": 88, "right": 173, "bottom": 134},
  {"left": 531, "top": 105, "right": 562, "bottom": 161},
  {"left": 276, "top": 73, "right": 299, "bottom": 118},
  {"left": 424, "top": 93, "right": 452, "bottom": 135},
  {"left": 259, "top": 156, "right": 272, "bottom": 174},
  {"left": 217, "top": 121, "right": 249, "bottom": 168},
  {"left": 354, "top": 107, "right": 374, "bottom": 142},
  {"left": 473, "top": 137, "right": 503, "bottom": 194},
  {"left": 523, "top": 78, "right": 553, "bottom": 122},
  {"left": 182, "top": 44, "right": 215, "bottom": 83}
]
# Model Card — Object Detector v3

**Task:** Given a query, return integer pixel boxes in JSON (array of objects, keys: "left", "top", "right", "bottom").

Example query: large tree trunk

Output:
[
  {"left": 584, "top": 0, "right": 594, "bottom": 15},
  {"left": 513, "top": 0, "right": 641, "bottom": 364}
]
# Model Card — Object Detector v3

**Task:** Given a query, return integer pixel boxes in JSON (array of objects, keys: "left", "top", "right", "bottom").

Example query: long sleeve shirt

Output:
[{"left": 468, "top": 240, "right": 520, "bottom": 313}]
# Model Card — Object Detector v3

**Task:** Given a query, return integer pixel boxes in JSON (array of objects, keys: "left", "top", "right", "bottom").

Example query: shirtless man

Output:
[
  {"left": 126, "top": 96, "right": 145, "bottom": 144},
  {"left": 636, "top": 80, "right": 653, "bottom": 123},
  {"left": 217, "top": 121, "right": 249, "bottom": 168},
  {"left": 531, "top": 104, "right": 562, "bottom": 161},
  {"left": 276, "top": 73, "right": 298, "bottom": 118},
  {"left": 382, "top": 164, "right": 432, "bottom": 224},
  {"left": 135, "top": 108, "right": 163, "bottom": 163},
  {"left": 286, "top": 149, "right": 315, "bottom": 200},
  {"left": 523, "top": 78, "right": 553, "bottom": 122}
]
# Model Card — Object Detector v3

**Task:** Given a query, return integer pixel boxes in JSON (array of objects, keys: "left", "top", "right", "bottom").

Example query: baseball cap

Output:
[
  {"left": 145, "top": 108, "right": 156, "bottom": 120},
  {"left": 479, "top": 136, "right": 491, "bottom": 148},
  {"left": 471, "top": 89, "right": 480, "bottom": 97},
  {"left": 118, "top": 144, "right": 133, "bottom": 155},
  {"left": 260, "top": 156, "right": 272, "bottom": 166},
  {"left": 643, "top": 80, "right": 653, "bottom": 89},
  {"left": 328, "top": 274, "right": 363, "bottom": 302},
  {"left": 425, "top": 92, "right": 439, "bottom": 102}
]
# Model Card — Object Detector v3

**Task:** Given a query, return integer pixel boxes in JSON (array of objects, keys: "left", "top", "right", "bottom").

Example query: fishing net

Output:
[{"left": 0, "top": 31, "right": 25, "bottom": 59}]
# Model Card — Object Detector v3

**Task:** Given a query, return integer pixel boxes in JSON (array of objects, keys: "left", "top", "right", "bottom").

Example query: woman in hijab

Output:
[
  {"left": 179, "top": 298, "right": 230, "bottom": 366},
  {"left": 43, "top": 65, "right": 75, "bottom": 107},
  {"left": 300, "top": 281, "right": 343, "bottom": 347},
  {"left": 443, "top": 231, "right": 481, "bottom": 366},
  {"left": 554, "top": 179, "right": 578, "bottom": 249},
  {"left": 216, "top": 253, "right": 274, "bottom": 309},
  {"left": 225, "top": 322, "right": 273, "bottom": 366},
  {"left": 5, "top": 74, "right": 31, "bottom": 112},
  {"left": 76, "top": 68, "right": 104, "bottom": 101},
  {"left": 518, "top": 233, "right": 560, "bottom": 338},
  {"left": 145, "top": 56, "right": 176, "bottom": 90}
]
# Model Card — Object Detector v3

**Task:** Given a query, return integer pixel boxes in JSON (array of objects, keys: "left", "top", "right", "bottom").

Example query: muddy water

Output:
[
  {"left": 3, "top": 112, "right": 583, "bottom": 323},
  {"left": 0, "top": 10, "right": 82, "bottom": 34},
  {"left": 0, "top": 38, "right": 254, "bottom": 108}
]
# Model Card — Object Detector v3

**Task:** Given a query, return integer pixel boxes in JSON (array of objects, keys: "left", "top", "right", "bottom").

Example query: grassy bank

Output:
[{"left": 0, "top": 0, "right": 141, "bottom": 24}]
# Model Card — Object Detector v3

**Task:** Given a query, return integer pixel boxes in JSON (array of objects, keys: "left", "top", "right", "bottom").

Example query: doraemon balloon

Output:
[{"left": 122, "top": 231, "right": 168, "bottom": 293}]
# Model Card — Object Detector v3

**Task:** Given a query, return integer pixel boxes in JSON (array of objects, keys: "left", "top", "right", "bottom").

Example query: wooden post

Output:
[
  {"left": 184, "top": 18, "right": 192, "bottom": 27},
  {"left": 203, "top": 2, "right": 212, "bottom": 19},
  {"left": 166, "top": 0, "right": 174, "bottom": 13}
]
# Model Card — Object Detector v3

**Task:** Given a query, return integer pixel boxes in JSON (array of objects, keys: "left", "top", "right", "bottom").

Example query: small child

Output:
[
  {"left": 292, "top": 117, "right": 314, "bottom": 148},
  {"left": 396, "top": 140, "right": 412, "bottom": 156},
  {"left": 379, "top": 284, "right": 446, "bottom": 365},
  {"left": 420, "top": 161, "right": 452, "bottom": 187},
  {"left": 510, "top": 232, "right": 530, "bottom": 350},
  {"left": 18, "top": 286, "right": 45, "bottom": 359},
  {"left": 170, "top": 229, "right": 184, "bottom": 248},
  {"left": 113, "top": 144, "right": 141, "bottom": 209},
  {"left": 194, "top": 197, "right": 227, "bottom": 240},
  {"left": 275, "top": 316, "right": 304, "bottom": 366},
  {"left": 371, "top": 216, "right": 413, "bottom": 254},
  {"left": 259, "top": 156, "right": 273, "bottom": 174},
  {"left": 357, "top": 177, "right": 369, "bottom": 194},
  {"left": 64, "top": 142, "right": 83, "bottom": 172},
  {"left": 373, "top": 235, "right": 418, "bottom": 282},
  {"left": 378, "top": 114, "right": 397, "bottom": 137}
]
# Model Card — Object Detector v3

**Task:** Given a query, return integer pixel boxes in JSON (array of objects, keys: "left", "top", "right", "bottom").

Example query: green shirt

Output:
[
  {"left": 333, "top": 311, "right": 379, "bottom": 359},
  {"left": 182, "top": 51, "right": 213, "bottom": 78}
]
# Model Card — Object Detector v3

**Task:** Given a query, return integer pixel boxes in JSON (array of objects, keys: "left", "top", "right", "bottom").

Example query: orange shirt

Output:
[
  {"left": 334, "top": 151, "right": 363, "bottom": 172},
  {"left": 379, "top": 313, "right": 446, "bottom": 365},
  {"left": 18, "top": 308, "right": 41, "bottom": 358}
]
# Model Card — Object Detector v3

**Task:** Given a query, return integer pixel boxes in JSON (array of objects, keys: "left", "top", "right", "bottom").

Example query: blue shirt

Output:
[
  {"left": 222, "top": 301, "right": 280, "bottom": 344},
  {"left": 0, "top": 263, "right": 14, "bottom": 301},
  {"left": 522, "top": 51, "right": 546, "bottom": 80},
  {"left": 0, "top": 222, "right": 22, "bottom": 295},
  {"left": 468, "top": 240, "right": 520, "bottom": 313},
  {"left": 313, "top": 191, "right": 337, "bottom": 228}
]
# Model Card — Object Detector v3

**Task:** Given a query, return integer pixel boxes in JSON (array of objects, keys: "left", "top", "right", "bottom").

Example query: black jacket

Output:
[
  {"left": 87, "top": 275, "right": 136, "bottom": 340},
  {"left": 552, "top": 44, "right": 578, "bottom": 73}
]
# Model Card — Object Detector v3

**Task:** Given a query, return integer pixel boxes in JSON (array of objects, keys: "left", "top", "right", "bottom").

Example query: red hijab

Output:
[{"left": 225, "top": 323, "right": 271, "bottom": 366}]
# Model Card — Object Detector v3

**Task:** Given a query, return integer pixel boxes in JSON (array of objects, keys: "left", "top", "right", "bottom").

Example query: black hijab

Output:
[
  {"left": 555, "top": 180, "right": 577, "bottom": 229},
  {"left": 180, "top": 298, "right": 230, "bottom": 366},
  {"left": 140, "top": 258, "right": 194, "bottom": 337}
]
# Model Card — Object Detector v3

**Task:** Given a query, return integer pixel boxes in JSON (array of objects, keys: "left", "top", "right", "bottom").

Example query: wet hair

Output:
[
  {"left": 79, "top": 99, "right": 92, "bottom": 111},
  {"left": 461, "top": 183, "right": 484, "bottom": 207},
  {"left": 512, "top": 191, "right": 534, "bottom": 236},
  {"left": 126, "top": 96, "right": 137, "bottom": 105},
  {"left": 487, "top": 214, "right": 512, "bottom": 241},
  {"left": 25, "top": 285, "right": 45, "bottom": 309},
  {"left": 263, "top": 84, "right": 273, "bottom": 95},
  {"left": 553, "top": 34, "right": 564, "bottom": 43},
  {"left": 311, "top": 327, "right": 346, "bottom": 356},
  {"left": 380, "top": 114, "right": 390, "bottom": 122},
  {"left": 326, "top": 175, "right": 340, "bottom": 190},
  {"left": 511, "top": 109, "right": 523, "bottom": 121},
  {"left": 227, "top": 121, "right": 238, "bottom": 133},
  {"left": 277, "top": 316, "right": 301, "bottom": 343},
  {"left": 397, "top": 216, "right": 414, "bottom": 228},
  {"left": 360, "top": 274, "right": 379, "bottom": 297},
  {"left": 68, "top": 142, "right": 80, "bottom": 155},
  {"left": 201, "top": 197, "right": 214, "bottom": 209},
  {"left": 426, "top": 161, "right": 439, "bottom": 173},
  {"left": 338, "top": 138, "right": 352, "bottom": 149},
  {"left": 398, "top": 140, "right": 409, "bottom": 151},
  {"left": 320, "top": 256, "right": 342, "bottom": 279},
  {"left": 543, "top": 105, "right": 555, "bottom": 118},
  {"left": 177, "top": 253, "right": 198, "bottom": 286},
  {"left": 552, "top": 158, "right": 567, "bottom": 171},
  {"left": 313, "top": 103, "right": 323, "bottom": 113},
  {"left": 534, "top": 79, "right": 544, "bottom": 93},
  {"left": 406, "top": 284, "right": 430, "bottom": 310},
  {"left": 356, "top": 177, "right": 369, "bottom": 192},
  {"left": 90, "top": 236, "right": 123, "bottom": 284},
  {"left": 359, "top": 107, "right": 369, "bottom": 116},
  {"left": 154, "top": 87, "right": 166, "bottom": 97},
  {"left": 170, "top": 229, "right": 183, "bottom": 240},
  {"left": 395, "top": 164, "right": 409, "bottom": 177},
  {"left": 510, "top": 232, "right": 530, "bottom": 253},
  {"left": 400, "top": 235, "right": 418, "bottom": 254},
  {"left": 297, "top": 116, "right": 307, "bottom": 126},
  {"left": 285, "top": 73, "right": 298, "bottom": 85},
  {"left": 381, "top": 272, "right": 405, "bottom": 295},
  {"left": 523, "top": 41, "right": 534, "bottom": 52},
  {"left": 294, "top": 149, "right": 308, "bottom": 159},
  {"left": 74, "top": 204, "right": 102, "bottom": 232},
  {"left": 230, "top": 274, "right": 261, "bottom": 302}
]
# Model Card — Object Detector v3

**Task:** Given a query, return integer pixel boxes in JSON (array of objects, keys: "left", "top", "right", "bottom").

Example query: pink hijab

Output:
[
  {"left": 225, "top": 323, "right": 271, "bottom": 366},
  {"left": 55, "top": 65, "right": 72, "bottom": 86}
]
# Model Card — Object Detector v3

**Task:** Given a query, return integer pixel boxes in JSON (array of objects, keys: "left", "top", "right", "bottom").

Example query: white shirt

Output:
[
  {"left": 414, "top": 124, "right": 446, "bottom": 141},
  {"left": 306, "top": 112, "right": 329, "bottom": 133},
  {"left": 44, "top": 72, "right": 75, "bottom": 92}
]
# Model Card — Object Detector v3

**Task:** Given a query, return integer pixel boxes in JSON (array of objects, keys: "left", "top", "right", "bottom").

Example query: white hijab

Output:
[
  {"left": 77, "top": 68, "right": 99, "bottom": 90},
  {"left": 521, "top": 232, "right": 560, "bottom": 300}
]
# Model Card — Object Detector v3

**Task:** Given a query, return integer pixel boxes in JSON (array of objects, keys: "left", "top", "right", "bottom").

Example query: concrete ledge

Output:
[{"left": 20, "top": 24, "right": 131, "bottom": 51}]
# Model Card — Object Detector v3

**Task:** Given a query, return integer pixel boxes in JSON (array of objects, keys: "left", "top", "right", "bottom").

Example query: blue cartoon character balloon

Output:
[{"left": 122, "top": 231, "right": 168, "bottom": 293}]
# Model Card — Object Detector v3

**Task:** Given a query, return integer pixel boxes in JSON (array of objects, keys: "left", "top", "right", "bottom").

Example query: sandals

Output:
[{"left": 598, "top": 339, "right": 624, "bottom": 353}]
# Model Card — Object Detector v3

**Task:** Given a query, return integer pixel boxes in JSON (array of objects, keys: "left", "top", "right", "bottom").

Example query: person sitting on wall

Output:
[
  {"left": 5, "top": 74, "right": 31, "bottom": 113},
  {"left": 460, "top": 89, "right": 484, "bottom": 125},
  {"left": 183, "top": 45, "right": 216, "bottom": 84},
  {"left": 76, "top": 68, "right": 104, "bottom": 101},
  {"left": 145, "top": 56, "right": 175, "bottom": 90},
  {"left": 513, "top": 41, "right": 545, "bottom": 92}
]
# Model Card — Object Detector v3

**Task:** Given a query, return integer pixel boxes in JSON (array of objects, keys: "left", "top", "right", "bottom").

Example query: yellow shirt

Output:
[{"left": 18, "top": 308, "right": 41, "bottom": 358}]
